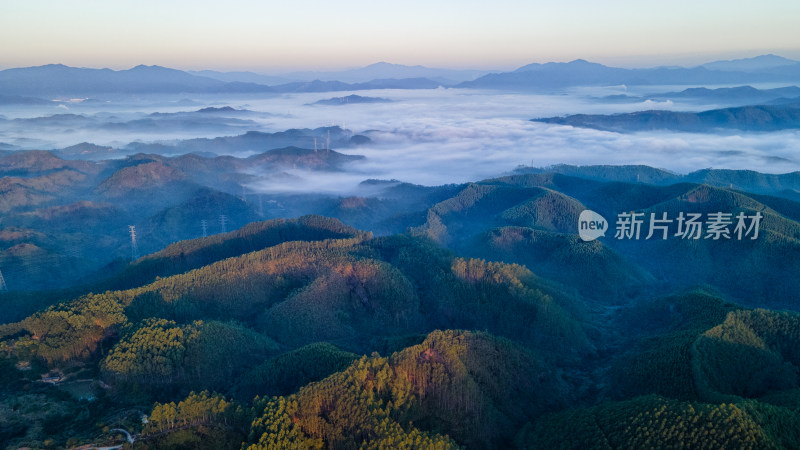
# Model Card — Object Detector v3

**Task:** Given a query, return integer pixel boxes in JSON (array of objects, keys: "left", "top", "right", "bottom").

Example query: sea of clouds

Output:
[{"left": 1, "top": 86, "right": 799, "bottom": 193}]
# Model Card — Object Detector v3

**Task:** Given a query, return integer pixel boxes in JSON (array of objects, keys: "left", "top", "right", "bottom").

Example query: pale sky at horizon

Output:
[{"left": 1, "top": 0, "right": 799, "bottom": 72}]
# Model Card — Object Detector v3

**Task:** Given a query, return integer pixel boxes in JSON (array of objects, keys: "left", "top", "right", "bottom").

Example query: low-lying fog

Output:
[{"left": 2, "top": 86, "right": 799, "bottom": 193}]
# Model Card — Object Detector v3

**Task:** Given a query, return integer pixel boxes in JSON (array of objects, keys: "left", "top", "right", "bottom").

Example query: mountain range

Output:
[
  {"left": 2, "top": 55, "right": 800, "bottom": 97},
  {"left": 0, "top": 64, "right": 273, "bottom": 96},
  {"left": 3, "top": 153, "right": 800, "bottom": 447},
  {"left": 459, "top": 55, "right": 800, "bottom": 90},
  {"left": 0, "top": 64, "right": 444, "bottom": 97},
  {"left": 597, "top": 85, "right": 800, "bottom": 106},
  {"left": 193, "top": 61, "right": 490, "bottom": 84},
  {"left": 698, "top": 54, "right": 800, "bottom": 73},
  {"left": 533, "top": 103, "right": 800, "bottom": 132}
]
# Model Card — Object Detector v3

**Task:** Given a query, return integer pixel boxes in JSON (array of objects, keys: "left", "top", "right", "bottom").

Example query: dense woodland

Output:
[{"left": 2, "top": 153, "right": 800, "bottom": 448}]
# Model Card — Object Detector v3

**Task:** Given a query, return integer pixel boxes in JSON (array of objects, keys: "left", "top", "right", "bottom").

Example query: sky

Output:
[{"left": 1, "top": 0, "right": 799, "bottom": 72}]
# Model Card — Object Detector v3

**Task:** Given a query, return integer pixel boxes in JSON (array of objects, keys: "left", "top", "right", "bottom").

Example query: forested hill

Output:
[
  {"left": 3, "top": 164, "right": 800, "bottom": 447},
  {"left": 0, "top": 222, "right": 596, "bottom": 448},
  {"left": 94, "top": 215, "right": 368, "bottom": 291}
]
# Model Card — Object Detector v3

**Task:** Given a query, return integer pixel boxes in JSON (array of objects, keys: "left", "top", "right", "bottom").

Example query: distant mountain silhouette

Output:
[
  {"left": 646, "top": 86, "right": 800, "bottom": 104},
  {"left": 311, "top": 94, "right": 392, "bottom": 106},
  {"left": 122, "top": 126, "right": 369, "bottom": 156},
  {"left": 0, "top": 64, "right": 274, "bottom": 96},
  {"left": 0, "top": 93, "right": 52, "bottom": 105},
  {"left": 271, "top": 77, "right": 440, "bottom": 92},
  {"left": 514, "top": 164, "right": 800, "bottom": 196},
  {"left": 188, "top": 69, "right": 294, "bottom": 85},
  {"left": 699, "top": 54, "right": 799, "bottom": 72},
  {"left": 278, "top": 61, "right": 490, "bottom": 84},
  {"left": 533, "top": 104, "right": 800, "bottom": 132},
  {"left": 460, "top": 56, "right": 800, "bottom": 90},
  {"left": 0, "top": 64, "right": 442, "bottom": 96},
  {"left": 5, "top": 56, "right": 800, "bottom": 95},
  {"left": 599, "top": 86, "right": 800, "bottom": 107}
]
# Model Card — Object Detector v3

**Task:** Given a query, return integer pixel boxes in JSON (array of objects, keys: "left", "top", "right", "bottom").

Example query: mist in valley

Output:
[
  {"left": 3, "top": 76, "right": 800, "bottom": 295},
  {"left": 2, "top": 86, "right": 800, "bottom": 194}
]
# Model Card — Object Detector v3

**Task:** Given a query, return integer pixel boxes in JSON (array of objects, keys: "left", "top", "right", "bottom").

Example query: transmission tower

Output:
[
  {"left": 219, "top": 215, "right": 228, "bottom": 233},
  {"left": 128, "top": 225, "right": 139, "bottom": 260},
  {"left": 257, "top": 195, "right": 264, "bottom": 217},
  {"left": 201, "top": 220, "right": 208, "bottom": 238},
  {"left": 326, "top": 129, "right": 330, "bottom": 153},
  {"left": 0, "top": 267, "right": 8, "bottom": 292}
]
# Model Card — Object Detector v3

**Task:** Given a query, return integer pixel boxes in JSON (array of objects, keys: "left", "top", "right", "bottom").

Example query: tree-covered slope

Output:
[{"left": 246, "top": 330, "right": 569, "bottom": 450}]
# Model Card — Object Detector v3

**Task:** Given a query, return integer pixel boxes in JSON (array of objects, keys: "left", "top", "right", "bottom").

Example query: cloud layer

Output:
[{"left": 2, "top": 88, "right": 799, "bottom": 194}]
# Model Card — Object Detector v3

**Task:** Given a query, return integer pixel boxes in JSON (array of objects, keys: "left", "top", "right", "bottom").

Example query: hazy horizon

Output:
[
  {"left": 3, "top": 0, "right": 800, "bottom": 72},
  {"left": 4, "top": 51, "right": 800, "bottom": 74}
]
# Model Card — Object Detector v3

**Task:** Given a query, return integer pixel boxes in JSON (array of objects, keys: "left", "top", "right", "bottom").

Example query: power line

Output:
[{"left": 128, "top": 225, "right": 139, "bottom": 260}]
